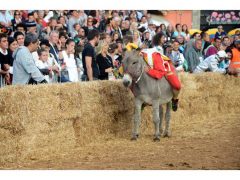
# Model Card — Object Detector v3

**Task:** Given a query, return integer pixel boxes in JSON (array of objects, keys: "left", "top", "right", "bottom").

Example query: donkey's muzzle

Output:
[{"left": 122, "top": 74, "right": 132, "bottom": 88}]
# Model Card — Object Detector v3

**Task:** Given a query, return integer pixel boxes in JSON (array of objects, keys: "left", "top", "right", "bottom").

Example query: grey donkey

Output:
[{"left": 122, "top": 50, "right": 173, "bottom": 141}]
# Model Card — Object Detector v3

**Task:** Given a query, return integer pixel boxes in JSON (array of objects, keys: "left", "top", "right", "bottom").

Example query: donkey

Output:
[{"left": 122, "top": 49, "right": 173, "bottom": 141}]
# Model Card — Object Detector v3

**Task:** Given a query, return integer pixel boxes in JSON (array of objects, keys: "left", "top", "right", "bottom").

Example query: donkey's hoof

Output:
[
  {"left": 163, "top": 131, "right": 171, "bottom": 138},
  {"left": 153, "top": 137, "right": 160, "bottom": 142},
  {"left": 131, "top": 134, "right": 139, "bottom": 141},
  {"left": 131, "top": 136, "right": 138, "bottom": 141}
]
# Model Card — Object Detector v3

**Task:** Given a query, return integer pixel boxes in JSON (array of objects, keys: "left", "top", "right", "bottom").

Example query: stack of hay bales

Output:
[{"left": 0, "top": 73, "right": 239, "bottom": 164}]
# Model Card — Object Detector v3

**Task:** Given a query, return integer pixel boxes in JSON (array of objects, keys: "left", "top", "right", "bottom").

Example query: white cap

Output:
[{"left": 217, "top": 50, "right": 228, "bottom": 58}]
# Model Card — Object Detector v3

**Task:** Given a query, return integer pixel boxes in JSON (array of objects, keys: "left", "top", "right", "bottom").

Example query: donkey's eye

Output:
[{"left": 132, "top": 62, "right": 137, "bottom": 65}]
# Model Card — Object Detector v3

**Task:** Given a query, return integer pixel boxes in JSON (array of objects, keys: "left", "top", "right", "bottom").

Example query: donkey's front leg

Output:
[
  {"left": 131, "top": 98, "right": 143, "bottom": 140},
  {"left": 159, "top": 105, "right": 164, "bottom": 135},
  {"left": 163, "top": 102, "right": 172, "bottom": 137},
  {"left": 153, "top": 100, "right": 161, "bottom": 141}
]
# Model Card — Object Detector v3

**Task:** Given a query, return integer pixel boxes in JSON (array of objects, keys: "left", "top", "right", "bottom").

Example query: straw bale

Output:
[{"left": 0, "top": 73, "right": 240, "bottom": 165}]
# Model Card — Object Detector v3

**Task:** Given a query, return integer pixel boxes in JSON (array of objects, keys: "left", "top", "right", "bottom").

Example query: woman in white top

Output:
[{"left": 60, "top": 39, "right": 79, "bottom": 82}]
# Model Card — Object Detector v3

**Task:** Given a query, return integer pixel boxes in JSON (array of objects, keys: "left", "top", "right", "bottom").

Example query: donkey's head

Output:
[{"left": 122, "top": 49, "right": 144, "bottom": 87}]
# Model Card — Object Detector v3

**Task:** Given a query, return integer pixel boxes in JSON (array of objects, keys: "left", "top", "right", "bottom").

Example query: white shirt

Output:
[
  {"left": 62, "top": 50, "right": 79, "bottom": 82},
  {"left": 193, "top": 54, "right": 226, "bottom": 74},
  {"left": 170, "top": 51, "right": 185, "bottom": 72},
  {"left": 35, "top": 60, "right": 50, "bottom": 82}
]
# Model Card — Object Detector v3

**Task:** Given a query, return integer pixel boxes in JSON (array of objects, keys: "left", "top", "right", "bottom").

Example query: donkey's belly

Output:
[{"left": 139, "top": 95, "right": 155, "bottom": 105}]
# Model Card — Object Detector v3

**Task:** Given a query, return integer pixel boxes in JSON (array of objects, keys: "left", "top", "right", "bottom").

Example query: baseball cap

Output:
[{"left": 217, "top": 50, "right": 228, "bottom": 58}]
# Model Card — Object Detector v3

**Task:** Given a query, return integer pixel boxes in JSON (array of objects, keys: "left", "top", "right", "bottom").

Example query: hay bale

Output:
[{"left": 0, "top": 73, "right": 240, "bottom": 164}]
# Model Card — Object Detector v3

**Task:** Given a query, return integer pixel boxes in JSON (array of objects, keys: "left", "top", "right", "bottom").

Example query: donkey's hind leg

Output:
[{"left": 159, "top": 105, "right": 164, "bottom": 135}]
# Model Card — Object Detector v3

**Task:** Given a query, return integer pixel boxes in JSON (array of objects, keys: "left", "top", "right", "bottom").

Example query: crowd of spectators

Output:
[{"left": 0, "top": 10, "right": 239, "bottom": 87}]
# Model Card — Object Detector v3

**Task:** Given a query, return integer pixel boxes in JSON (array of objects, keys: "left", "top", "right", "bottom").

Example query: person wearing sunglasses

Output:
[{"left": 11, "top": 11, "right": 22, "bottom": 31}]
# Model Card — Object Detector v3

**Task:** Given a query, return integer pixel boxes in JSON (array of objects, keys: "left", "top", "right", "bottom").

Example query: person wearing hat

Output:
[
  {"left": 193, "top": 50, "right": 228, "bottom": 74},
  {"left": 228, "top": 40, "right": 240, "bottom": 77},
  {"left": 215, "top": 25, "right": 226, "bottom": 39},
  {"left": 25, "top": 20, "right": 37, "bottom": 35}
]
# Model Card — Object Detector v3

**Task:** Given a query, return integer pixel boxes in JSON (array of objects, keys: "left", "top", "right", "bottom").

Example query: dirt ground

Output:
[{"left": 2, "top": 113, "right": 240, "bottom": 170}]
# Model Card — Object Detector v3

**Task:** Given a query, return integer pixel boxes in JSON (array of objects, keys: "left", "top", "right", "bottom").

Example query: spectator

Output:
[
  {"left": 59, "top": 32, "right": 68, "bottom": 51},
  {"left": 60, "top": 39, "right": 79, "bottom": 82},
  {"left": 222, "top": 36, "right": 231, "bottom": 47},
  {"left": 82, "top": 29, "right": 100, "bottom": 81},
  {"left": 25, "top": 20, "right": 37, "bottom": 35},
  {"left": 78, "top": 10, "right": 88, "bottom": 27},
  {"left": 112, "top": 16, "right": 123, "bottom": 39},
  {"left": 139, "top": 15, "right": 148, "bottom": 30},
  {"left": 228, "top": 40, "right": 240, "bottom": 77},
  {"left": 121, "top": 19, "right": 131, "bottom": 36},
  {"left": 49, "top": 30, "right": 61, "bottom": 62},
  {"left": 0, "top": 33, "right": 11, "bottom": 87},
  {"left": 115, "top": 40, "right": 124, "bottom": 65},
  {"left": 142, "top": 30, "right": 152, "bottom": 48},
  {"left": 15, "top": 23, "right": 26, "bottom": 34},
  {"left": 14, "top": 31, "right": 25, "bottom": 46},
  {"left": 176, "top": 34, "right": 185, "bottom": 53},
  {"left": 71, "top": 23, "right": 81, "bottom": 38},
  {"left": 164, "top": 41, "right": 173, "bottom": 58},
  {"left": 201, "top": 31, "right": 211, "bottom": 57},
  {"left": 166, "top": 24, "right": 175, "bottom": 42},
  {"left": 108, "top": 43, "right": 119, "bottom": 68},
  {"left": 147, "top": 21, "right": 156, "bottom": 40},
  {"left": 68, "top": 10, "right": 81, "bottom": 38},
  {"left": 11, "top": 11, "right": 23, "bottom": 31},
  {"left": 36, "top": 48, "right": 52, "bottom": 82},
  {"left": 112, "top": 31, "right": 120, "bottom": 43},
  {"left": 37, "top": 10, "right": 48, "bottom": 28},
  {"left": 96, "top": 42, "right": 113, "bottom": 80},
  {"left": 193, "top": 50, "right": 228, "bottom": 74},
  {"left": 182, "top": 24, "right": 190, "bottom": 41},
  {"left": 83, "top": 16, "right": 98, "bottom": 37},
  {"left": 169, "top": 40, "right": 185, "bottom": 72},
  {"left": 173, "top": 23, "right": 186, "bottom": 39},
  {"left": 132, "top": 30, "right": 142, "bottom": 48},
  {"left": 25, "top": 12, "right": 41, "bottom": 37},
  {"left": 0, "top": 10, "right": 12, "bottom": 29},
  {"left": 57, "top": 16, "right": 68, "bottom": 33},
  {"left": 184, "top": 32, "right": 201, "bottom": 57},
  {"left": 12, "top": 33, "right": 46, "bottom": 85},
  {"left": 2, "top": 37, "right": 19, "bottom": 85},
  {"left": 219, "top": 48, "right": 231, "bottom": 70},
  {"left": 159, "top": 23, "right": 167, "bottom": 35},
  {"left": 205, "top": 37, "right": 222, "bottom": 58},
  {"left": 40, "top": 39, "right": 60, "bottom": 83},
  {"left": 101, "top": 32, "right": 112, "bottom": 44},
  {"left": 185, "top": 39, "right": 203, "bottom": 72},
  {"left": 215, "top": 25, "right": 226, "bottom": 39},
  {"left": 45, "top": 17, "right": 59, "bottom": 36}
]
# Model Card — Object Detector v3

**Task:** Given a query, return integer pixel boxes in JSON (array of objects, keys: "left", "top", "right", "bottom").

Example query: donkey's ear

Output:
[
  {"left": 136, "top": 47, "right": 142, "bottom": 51},
  {"left": 133, "top": 47, "right": 142, "bottom": 55}
]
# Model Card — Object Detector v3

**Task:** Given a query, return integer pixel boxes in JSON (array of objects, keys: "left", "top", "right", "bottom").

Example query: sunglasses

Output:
[{"left": 15, "top": 14, "right": 20, "bottom": 15}]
